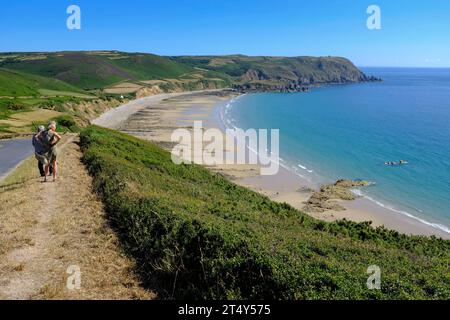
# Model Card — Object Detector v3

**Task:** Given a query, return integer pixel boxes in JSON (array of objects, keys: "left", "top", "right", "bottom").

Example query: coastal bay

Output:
[{"left": 94, "top": 88, "right": 450, "bottom": 239}]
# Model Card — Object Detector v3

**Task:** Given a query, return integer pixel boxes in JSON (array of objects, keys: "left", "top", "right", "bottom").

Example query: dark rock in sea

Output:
[
  {"left": 302, "top": 179, "right": 370, "bottom": 213},
  {"left": 233, "top": 74, "right": 382, "bottom": 94},
  {"left": 233, "top": 83, "right": 311, "bottom": 94}
]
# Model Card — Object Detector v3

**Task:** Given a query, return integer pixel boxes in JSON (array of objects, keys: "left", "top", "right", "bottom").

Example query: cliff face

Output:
[
  {"left": 171, "top": 55, "right": 380, "bottom": 92},
  {"left": 135, "top": 79, "right": 229, "bottom": 98}
]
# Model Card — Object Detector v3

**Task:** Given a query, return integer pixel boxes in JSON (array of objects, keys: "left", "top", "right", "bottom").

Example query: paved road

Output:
[{"left": 0, "top": 138, "right": 34, "bottom": 181}]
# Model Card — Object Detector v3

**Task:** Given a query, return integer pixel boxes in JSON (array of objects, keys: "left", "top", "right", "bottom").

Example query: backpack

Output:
[{"left": 41, "top": 130, "right": 55, "bottom": 151}]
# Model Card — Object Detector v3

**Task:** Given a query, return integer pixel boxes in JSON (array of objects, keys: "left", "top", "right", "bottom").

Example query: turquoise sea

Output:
[{"left": 222, "top": 68, "right": 450, "bottom": 234}]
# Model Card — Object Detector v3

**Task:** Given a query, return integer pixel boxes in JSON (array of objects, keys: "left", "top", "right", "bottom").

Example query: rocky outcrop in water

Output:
[
  {"left": 303, "top": 179, "right": 370, "bottom": 213},
  {"left": 234, "top": 82, "right": 311, "bottom": 93},
  {"left": 233, "top": 75, "right": 381, "bottom": 93}
]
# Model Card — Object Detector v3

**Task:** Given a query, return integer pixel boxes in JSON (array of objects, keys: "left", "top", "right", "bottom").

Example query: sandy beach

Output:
[{"left": 94, "top": 90, "right": 450, "bottom": 239}]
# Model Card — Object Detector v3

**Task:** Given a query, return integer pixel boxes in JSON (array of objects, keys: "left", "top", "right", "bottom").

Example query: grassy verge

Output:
[
  {"left": 0, "top": 134, "right": 75, "bottom": 190},
  {"left": 79, "top": 126, "right": 449, "bottom": 300}
]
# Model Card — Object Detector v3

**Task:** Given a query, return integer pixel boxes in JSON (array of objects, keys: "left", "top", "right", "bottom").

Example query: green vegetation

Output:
[
  {"left": 0, "top": 98, "right": 32, "bottom": 120},
  {"left": 0, "top": 52, "right": 230, "bottom": 91},
  {"left": 0, "top": 51, "right": 371, "bottom": 95},
  {"left": 80, "top": 126, "right": 450, "bottom": 300},
  {"left": 0, "top": 51, "right": 234, "bottom": 134},
  {"left": 0, "top": 66, "right": 92, "bottom": 130},
  {"left": 171, "top": 55, "right": 375, "bottom": 89},
  {"left": 0, "top": 68, "right": 84, "bottom": 97},
  {"left": 1, "top": 53, "right": 126, "bottom": 90},
  {"left": 0, "top": 51, "right": 377, "bottom": 134},
  {"left": 50, "top": 115, "right": 80, "bottom": 133},
  {"left": 106, "top": 52, "right": 193, "bottom": 80}
]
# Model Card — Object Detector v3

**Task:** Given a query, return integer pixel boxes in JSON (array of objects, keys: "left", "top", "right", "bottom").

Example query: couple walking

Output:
[{"left": 32, "top": 121, "right": 62, "bottom": 182}]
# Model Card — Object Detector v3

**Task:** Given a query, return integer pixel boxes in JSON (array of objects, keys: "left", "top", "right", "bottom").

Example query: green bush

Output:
[
  {"left": 51, "top": 115, "right": 80, "bottom": 133},
  {"left": 40, "top": 96, "right": 83, "bottom": 110},
  {"left": 6, "top": 100, "right": 27, "bottom": 111},
  {"left": 80, "top": 126, "right": 450, "bottom": 300}
]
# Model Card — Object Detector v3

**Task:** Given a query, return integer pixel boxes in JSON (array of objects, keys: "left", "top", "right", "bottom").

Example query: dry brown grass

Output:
[
  {"left": 0, "top": 134, "right": 154, "bottom": 300},
  {"left": 104, "top": 82, "right": 143, "bottom": 94},
  {"left": 0, "top": 109, "right": 62, "bottom": 132}
]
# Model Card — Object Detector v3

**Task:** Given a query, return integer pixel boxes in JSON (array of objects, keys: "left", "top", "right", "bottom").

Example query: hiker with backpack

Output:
[
  {"left": 32, "top": 125, "right": 53, "bottom": 177},
  {"left": 36, "top": 121, "right": 62, "bottom": 182}
]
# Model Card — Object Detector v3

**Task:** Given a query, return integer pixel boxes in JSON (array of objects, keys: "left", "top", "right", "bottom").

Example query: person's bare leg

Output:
[
  {"left": 52, "top": 160, "right": 58, "bottom": 182},
  {"left": 44, "top": 164, "right": 49, "bottom": 182}
]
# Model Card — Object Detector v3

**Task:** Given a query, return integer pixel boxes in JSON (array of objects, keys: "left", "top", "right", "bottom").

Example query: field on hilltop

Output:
[
  {"left": 0, "top": 68, "right": 85, "bottom": 97},
  {"left": 0, "top": 51, "right": 232, "bottom": 91}
]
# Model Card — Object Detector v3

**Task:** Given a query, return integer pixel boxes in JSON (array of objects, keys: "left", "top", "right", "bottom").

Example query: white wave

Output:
[
  {"left": 351, "top": 189, "right": 450, "bottom": 234},
  {"left": 298, "top": 163, "right": 314, "bottom": 173},
  {"left": 220, "top": 96, "right": 242, "bottom": 131},
  {"left": 351, "top": 189, "right": 364, "bottom": 197}
]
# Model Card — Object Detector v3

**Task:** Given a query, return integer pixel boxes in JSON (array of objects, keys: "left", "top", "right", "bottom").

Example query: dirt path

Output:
[{"left": 0, "top": 135, "right": 154, "bottom": 300}]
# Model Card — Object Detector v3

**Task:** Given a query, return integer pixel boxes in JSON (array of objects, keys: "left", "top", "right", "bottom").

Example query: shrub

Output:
[
  {"left": 51, "top": 115, "right": 80, "bottom": 133},
  {"left": 80, "top": 126, "right": 450, "bottom": 300},
  {"left": 6, "top": 100, "right": 26, "bottom": 111}
]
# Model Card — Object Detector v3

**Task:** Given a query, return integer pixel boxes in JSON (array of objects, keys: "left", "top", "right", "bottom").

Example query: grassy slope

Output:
[
  {"left": 0, "top": 68, "right": 84, "bottom": 97},
  {"left": 1, "top": 53, "right": 131, "bottom": 90},
  {"left": 1, "top": 52, "right": 368, "bottom": 92},
  {"left": 0, "top": 52, "right": 204, "bottom": 90},
  {"left": 0, "top": 68, "right": 90, "bottom": 124},
  {"left": 80, "top": 126, "right": 450, "bottom": 300},
  {"left": 105, "top": 52, "right": 193, "bottom": 80}
]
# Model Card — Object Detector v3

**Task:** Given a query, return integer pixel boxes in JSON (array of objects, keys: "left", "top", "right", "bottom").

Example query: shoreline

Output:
[
  {"left": 92, "top": 90, "right": 450, "bottom": 240},
  {"left": 217, "top": 95, "right": 450, "bottom": 239}
]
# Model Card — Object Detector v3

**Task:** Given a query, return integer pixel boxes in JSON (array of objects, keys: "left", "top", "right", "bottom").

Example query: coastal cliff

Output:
[{"left": 171, "top": 55, "right": 381, "bottom": 93}]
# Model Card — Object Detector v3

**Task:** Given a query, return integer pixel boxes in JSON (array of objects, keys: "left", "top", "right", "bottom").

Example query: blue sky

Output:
[{"left": 1, "top": 0, "right": 449, "bottom": 67}]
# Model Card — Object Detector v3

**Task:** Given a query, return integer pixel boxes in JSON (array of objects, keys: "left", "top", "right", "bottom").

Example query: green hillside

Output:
[
  {"left": 0, "top": 52, "right": 210, "bottom": 90},
  {"left": 1, "top": 52, "right": 375, "bottom": 93},
  {"left": 0, "top": 51, "right": 377, "bottom": 133},
  {"left": 0, "top": 51, "right": 233, "bottom": 133},
  {"left": 80, "top": 126, "right": 450, "bottom": 300},
  {"left": 104, "top": 52, "right": 194, "bottom": 80},
  {"left": 0, "top": 68, "right": 85, "bottom": 97}
]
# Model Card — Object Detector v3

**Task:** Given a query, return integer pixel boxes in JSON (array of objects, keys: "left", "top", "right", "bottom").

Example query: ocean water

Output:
[{"left": 222, "top": 68, "right": 450, "bottom": 234}]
